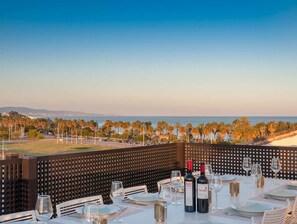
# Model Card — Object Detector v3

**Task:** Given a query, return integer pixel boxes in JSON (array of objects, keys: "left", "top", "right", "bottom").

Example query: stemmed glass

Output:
[
  {"left": 170, "top": 170, "right": 182, "bottom": 206},
  {"left": 209, "top": 174, "right": 223, "bottom": 210},
  {"left": 243, "top": 157, "right": 252, "bottom": 176},
  {"left": 158, "top": 183, "right": 172, "bottom": 206},
  {"left": 81, "top": 202, "right": 100, "bottom": 224},
  {"left": 251, "top": 163, "right": 262, "bottom": 192},
  {"left": 206, "top": 164, "right": 213, "bottom": 180},
  {"left": 271, "top": 157, "right": 281, "bottom": 180},
  {"left": 110, "top": 181, "right": 125, "bottom": 223},
  {"left": 35, "top": 195, "right": 53, "bottom": 224}
]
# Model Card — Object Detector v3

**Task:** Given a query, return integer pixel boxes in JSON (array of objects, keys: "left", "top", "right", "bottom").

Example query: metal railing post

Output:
[
  {"left": 176, "top": 142, "right": 185, "bottom": 173},
  {"left": 22, "top": 156, "right": 38, "bottom": 211}
]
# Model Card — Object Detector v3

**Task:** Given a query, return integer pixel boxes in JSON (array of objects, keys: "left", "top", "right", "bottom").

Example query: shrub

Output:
[
  {"left": 36, "top": 133, "right": 44, "bottom": 139},
  {"left": 27, "top": 129, "right": 38, "bottom": 138}
]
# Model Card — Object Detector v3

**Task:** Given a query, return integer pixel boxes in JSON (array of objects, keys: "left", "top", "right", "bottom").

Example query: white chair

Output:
[
  {"left": 0, "top": 210, "right": 36, "bottom": 223},
  {"left": 157, "top": 177, "right": 185, "bottom": 192},
  {"left": 56, "top": 195, "right": 103, "bottom": 217},
  {"left": 123, "top": 185, "right": 148, "bottom": 201},
  {"left": 261, "top": 199, "right": 290, "bottom": 224},
  {"left": 157, "top": 178, "right": 171, "bottom": 192},
  {"left": 286, "top": 197, "right": 297, "bottom": 224}
]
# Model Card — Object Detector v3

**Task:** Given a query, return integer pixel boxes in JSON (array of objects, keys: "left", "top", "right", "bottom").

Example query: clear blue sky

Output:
[{"left": 0, "top": 0, "right": 297, "bottom": 116}]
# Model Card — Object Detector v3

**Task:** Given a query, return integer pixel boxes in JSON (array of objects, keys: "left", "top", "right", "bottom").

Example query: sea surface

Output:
[{"left": 48, "top": 116, "right": 297, "bottom": 127}]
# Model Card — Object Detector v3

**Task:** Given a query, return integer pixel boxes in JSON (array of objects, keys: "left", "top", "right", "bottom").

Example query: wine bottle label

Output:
[
  {"left": 185, "top": 181, "right": 193, "bottom": 206},
  {"left": 197, "top": 184, "right": 209, "bottom": 199}
]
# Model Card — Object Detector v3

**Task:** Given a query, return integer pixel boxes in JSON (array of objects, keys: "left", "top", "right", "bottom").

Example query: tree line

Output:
[{"left": 1, "top": 111, "right": 297, "bottom": 144}]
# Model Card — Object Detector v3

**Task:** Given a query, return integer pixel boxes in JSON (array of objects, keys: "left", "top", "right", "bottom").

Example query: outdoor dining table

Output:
[{"left": 46, "top": 175, "right": 293, "bottom": 224}]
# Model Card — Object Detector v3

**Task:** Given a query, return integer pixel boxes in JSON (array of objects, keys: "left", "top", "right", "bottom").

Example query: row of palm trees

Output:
[{"left": 1, "top": 111, "right": 297, "bottom": 144}]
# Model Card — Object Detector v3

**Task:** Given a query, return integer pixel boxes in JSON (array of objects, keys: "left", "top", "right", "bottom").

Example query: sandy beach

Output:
[{"left": 265, "top": 135, "right": 297, "bottom": 147}]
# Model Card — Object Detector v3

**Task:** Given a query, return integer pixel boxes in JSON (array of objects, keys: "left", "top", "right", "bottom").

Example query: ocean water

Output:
[{"left": 49, "top": 116, "right": 297, "bottom": 127}]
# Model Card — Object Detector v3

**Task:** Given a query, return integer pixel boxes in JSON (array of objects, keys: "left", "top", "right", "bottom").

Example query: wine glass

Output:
[
  {"left": 206, "top": 164, "right": 213, "bottom": 179},
  {"left": 110, "top": 181, "right": 125, "bottom": 223},
  {"left": 81, "top": 202, "right": 100, "bottom": 224},
  {"left": 242, "top": 157, "right": 252, "bottom": 177},
  {"left": 251, "top": 163, "right": 262, "bottom": 192},
  {"left": 271, "top": 157, "right": 281, "bottom": 179},
  {"left": 35, "top": 195, "right": 53, "bottom": 223},
  {"left": 158, "top": 183, "right": 172, "bottom": 206},
  {"left": 170, "top": 170, "right": 182, "bottom": 206},
  {"left": 209, "top": 174, "right": 223, "bottom": 210}
]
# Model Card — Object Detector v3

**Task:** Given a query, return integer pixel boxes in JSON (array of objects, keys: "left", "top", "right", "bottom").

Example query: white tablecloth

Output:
[{"left": 47, "top": 175, "right": 292, "bottom": 224}]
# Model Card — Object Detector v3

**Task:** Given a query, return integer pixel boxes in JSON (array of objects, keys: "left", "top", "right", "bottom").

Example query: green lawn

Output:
[{"left": 6, "top": 139, "right": 115, "bottom": 156}]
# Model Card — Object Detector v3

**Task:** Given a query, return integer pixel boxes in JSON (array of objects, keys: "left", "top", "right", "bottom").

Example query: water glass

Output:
[
  {"left": 251, "top": 163, "right": 262, "bottom": 191},
  {"left": 158, "top": 184, "right": 172, "bottom": 205},
  {"left": 110, "top": 181, "right": 125, "bottom": 223},
  {"left": 209, "top": 174, "right": 223, "bottom": 210},
  {"left": 271, "top": 157, "right": 281, "bottom": 179},
  {"left": 35, "top": 195, "right": 53, "bottom": 223},
  {"left": 81, "top": 202, "right": 100, "bottom": 224},
  {"left": 206, "top": 164, "right": 213, "bottom": 179},
  {"left": 170, "top": 170, "right": 182, "bottom": 206},
  {"left": 242, "top": 157, "right": 252, "bottom": 177}
]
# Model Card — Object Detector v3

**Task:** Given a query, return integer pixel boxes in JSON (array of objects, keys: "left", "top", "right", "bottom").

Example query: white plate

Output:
[
  {"left": 221, "top": 175, "right": 236, "bottom": 181},
  {"left": 267, "top": 189, "right": 297, "bottom": 198},
  {"left": 287, "top": 181, "right": 297, "bottom": 188},
  {"left": 127, "top": 193, "right": 159, "bottom": 202},
  {"left": 231, "top": 202, "right": 273, "bottom": 213},
  {"left": 76, "top": 204, "right": 125, "bottom": 215}
]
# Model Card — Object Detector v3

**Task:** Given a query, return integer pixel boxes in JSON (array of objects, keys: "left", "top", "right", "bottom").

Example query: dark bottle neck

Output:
[
  {"left": 187, "top": 160, "right": 192, "bottom": 174},
  {"left": 200, "top": 163, "right": 205, "bottom": 176}
]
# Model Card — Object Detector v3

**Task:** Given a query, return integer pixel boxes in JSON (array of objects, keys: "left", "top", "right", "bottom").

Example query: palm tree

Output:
[
  {"left": 113, "top": 122, "right": 119, "bottom": 134},
  {"left": 191, "top": 127, "right": 199, "bottom": 141},
  {"left": 175, "top": 122, "right": 181, "bottom": 138},
  {"left": 267, "top": 121, "right": 277, "bottom": 134},
  {"left": 203, "top": 123, "right": 212, "bottom": 142},
  {"left": 122, "top": 121, "right": 131, "bottom": 132},
  {"left": 132, "top": 120, "right": 141, "bottom": 136},
  {"left": 210, "top": 122, "right": 219, "bottom": 142},
  {"left": 197, "top": 124, "right": 204, "bottom": 142},
  {"left": 186, "top": 123, "right": 192, "bottom": 142},
  {"left": 178, "top": 126, "right": 186, "bottom": 140},
  {"left": 147, "top": 126, "right": 155, "bottom": 138}
]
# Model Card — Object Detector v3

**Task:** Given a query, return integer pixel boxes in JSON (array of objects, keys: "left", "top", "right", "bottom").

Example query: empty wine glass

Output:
[
  {"left": 35, "top": 195, "right": 53, "bottom": 224},
  {"left": 271, "top": 157, "right": 281, "bottom": 179},
  {"left": 206, "top": 164, "right": 213, "bottom": 180},
  {"left": 251, "top": 163, "right": 262, "bottom": 192},
  {"left": 243, "top": 157, "right": 252, "bottom": 177},
  {"left": 81, "top": 202, "right": 100, "bottom": 224},
  {"left": 110, "top": 181, "right": 125, "bottom": 223},
  {"left": 170, "top": 170, "right": 182, "bottom": 206},
  {"left": 158, "top": 183, "right": 172, "bottom": 206},
  {"left": 209, "top": 174, "right": 223, "bottom": 210}
]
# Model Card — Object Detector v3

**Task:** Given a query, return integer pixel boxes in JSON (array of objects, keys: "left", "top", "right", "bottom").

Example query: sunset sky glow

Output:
[{"left": 0, "top": 0, "right": 297, "bottom": 116}]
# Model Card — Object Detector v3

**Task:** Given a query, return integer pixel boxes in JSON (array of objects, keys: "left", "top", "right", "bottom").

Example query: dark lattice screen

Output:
[
  {"left": 0, "top": 158, "right": 22, "bottom": 215},
  {"left": 2, "top": 143, "right": 297, "bottom": 215},
  {"left": 36, "top": 144, "right": 178, "bottom": 209},
  {"left": 185, "top": 143, "right": 297, "bottom": 180}
]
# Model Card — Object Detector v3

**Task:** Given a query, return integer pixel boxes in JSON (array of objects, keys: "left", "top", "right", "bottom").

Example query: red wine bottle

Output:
[
  {"left": 197, "top": 162, "right": 209, "bottom": 213},
  {"left": 184, "top": 160, "right": 196, "bottom": 212}
]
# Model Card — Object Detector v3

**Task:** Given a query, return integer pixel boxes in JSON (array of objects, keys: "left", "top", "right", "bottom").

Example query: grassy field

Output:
[{"left": 6, "top": 139, "right": 115, "bottom": 156}]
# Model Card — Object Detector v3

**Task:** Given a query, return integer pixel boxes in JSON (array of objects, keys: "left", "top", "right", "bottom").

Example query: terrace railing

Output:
[{"left": 1, "top": 143, "right": 297, "bottom": 215}]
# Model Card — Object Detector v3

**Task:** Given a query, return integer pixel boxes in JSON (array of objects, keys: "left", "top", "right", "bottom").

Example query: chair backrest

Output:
[
  {"left": 288, "top": 197, "right": 297, "bottom": 224},
  {"left": 261, "top": 199, "right": 290, "bottom": 224},
  {"left": 0, "top": 210, "right": 36, "bottom": 223},
  {"left": 157, "top": 178, "right": 171, "bottom": 192},
  {"left": 56, "top": 195, "right": 103, "bottom": 217},
  {"left": 157, "top": 177, "right": 185, "bottom": 192},
  {"left": 123, "top": 185, "right": 148, "bottom": 200}
]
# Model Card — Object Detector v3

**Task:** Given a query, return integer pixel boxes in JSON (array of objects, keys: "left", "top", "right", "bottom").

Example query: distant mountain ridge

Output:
[{"left": 0, "top": 107, "right": 111, "bottom": 117}]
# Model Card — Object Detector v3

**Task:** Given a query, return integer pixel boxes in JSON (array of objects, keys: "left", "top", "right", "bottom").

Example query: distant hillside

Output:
[{"left": 0, "top": 107, "right": 111, "bottom": 117}]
